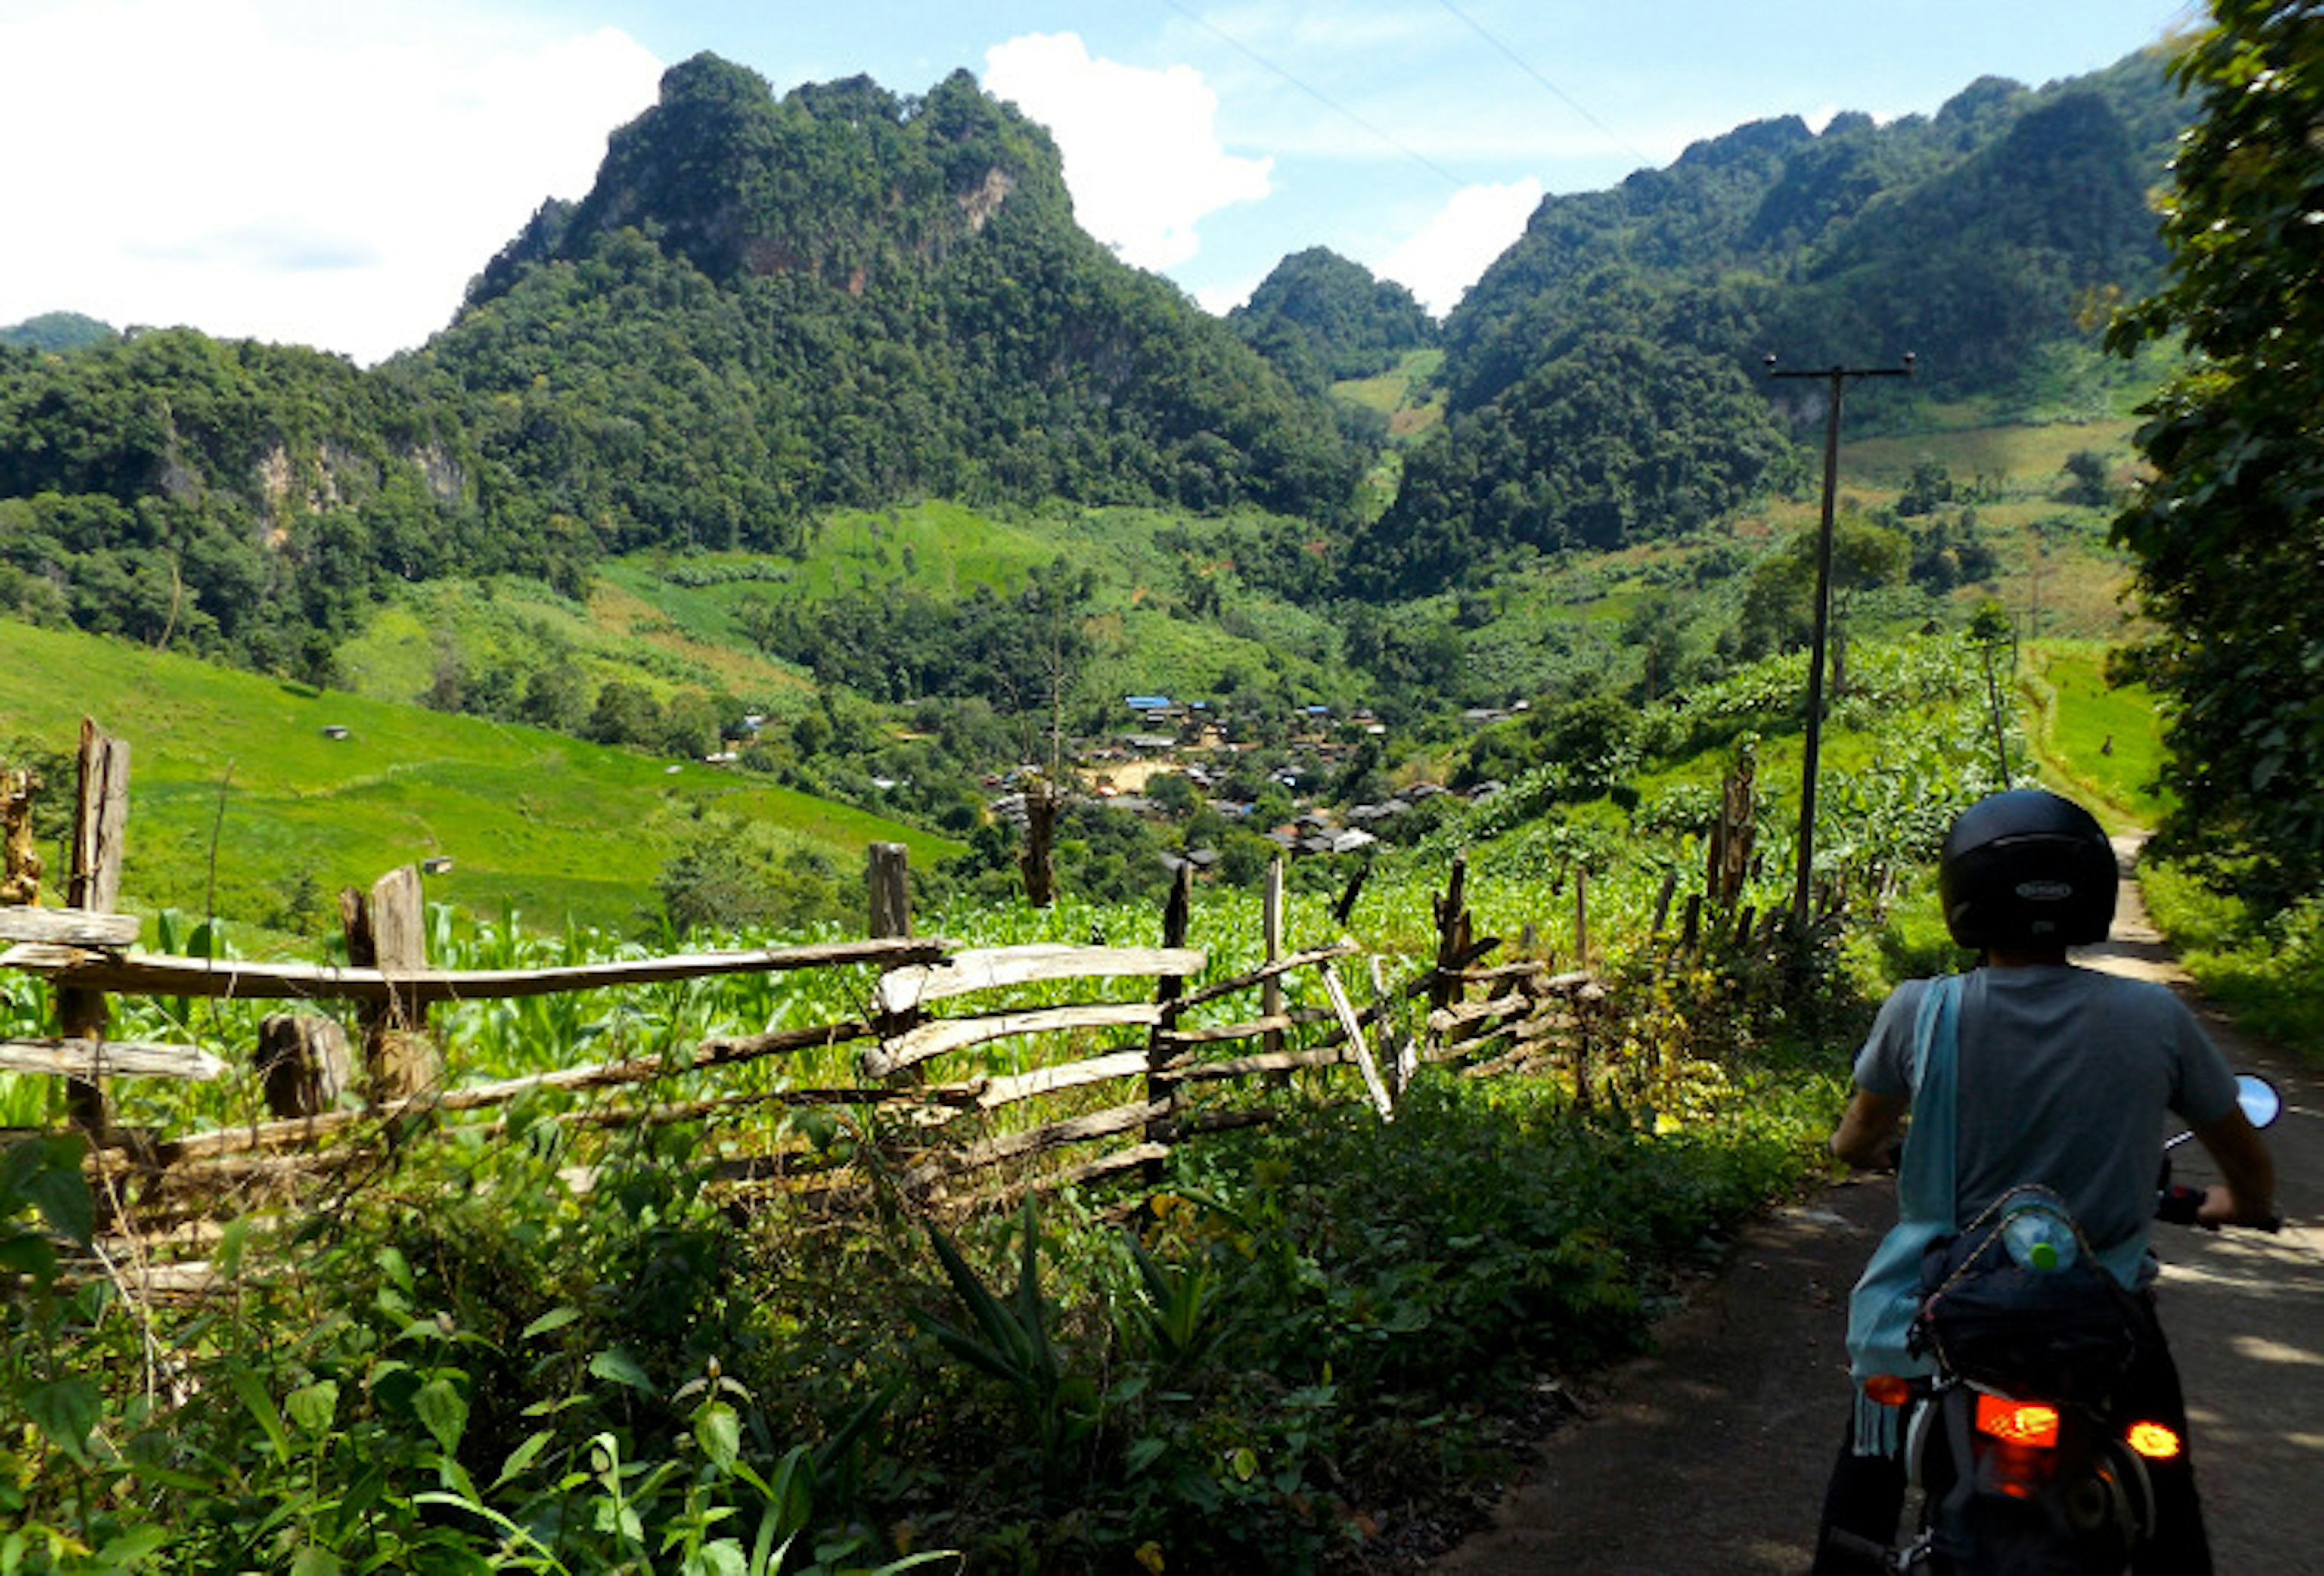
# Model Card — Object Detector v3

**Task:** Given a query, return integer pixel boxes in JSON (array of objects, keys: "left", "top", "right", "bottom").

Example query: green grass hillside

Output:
[
  {"left": 2021, "top": 640, "right": 2170, "bottom": 831},
  {"left": 553, "top": 501, "right": 1359, "bottom": 717},
  {"left": 2, "top": 620, "right": 955, "bottom": 941},
  {"left": 1335, "top": 348, "right": 1446, "bottom": 440}
]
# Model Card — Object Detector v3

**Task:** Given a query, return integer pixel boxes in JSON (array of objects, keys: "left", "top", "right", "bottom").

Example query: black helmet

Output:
[{"left": 1938, "top": 789, "right": 2117, "bottom": 950}]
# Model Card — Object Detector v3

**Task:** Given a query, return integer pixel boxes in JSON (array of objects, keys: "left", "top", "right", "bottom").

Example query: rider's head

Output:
[{"left": 1938, "top": 788, "right": 2117, "bottom": 953}]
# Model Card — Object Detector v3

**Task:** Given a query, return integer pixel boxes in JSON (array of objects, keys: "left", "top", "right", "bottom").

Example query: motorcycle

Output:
[{"left": 1826, "top": 1074, "right": 2285, "bottom": 1574}]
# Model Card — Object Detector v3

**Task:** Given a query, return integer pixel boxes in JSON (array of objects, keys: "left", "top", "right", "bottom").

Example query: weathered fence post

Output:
[
  {"left": 1571, "top": 985, "right": 1595, "bottom": 1113},
  {"left": 1019, "top": 773, "right": 1060, "bottom": 908},
  {"left": 1572, "top": 866, "right": 1590, "bottom": 968},
  {"left": 1143, "top": 862, "right": 1195, "bottom": 1184},
  {"left": 1319, "top": 959, "right": 1394, "bottom": 1120},
  {"left": 1261, "top": 855, "right": 1286, "bottom": 1069},
  {"left": 61, "top": 718, "right": 130, "bottom": 1135},
  {"left": 2, "top": 762, "right": 40, "bottom": 905},
  {"left": 1430, "top": 854, "right": 1469, "bottom": 1019},
  {"left": 1650, "top": 868, "right": 1678, "bottom": 937},
  {"left": 867, "top": 842, "right": 911, "bottom": 938},
  {"left": 1707, "top": 755, "right": 1756, "bottom": 908},
  {"left": 255, "top": 1014, "right": 352, "bottom": 1119},
  {"left": 341, "top": 865, "right": 438, "bottom": 1104}
]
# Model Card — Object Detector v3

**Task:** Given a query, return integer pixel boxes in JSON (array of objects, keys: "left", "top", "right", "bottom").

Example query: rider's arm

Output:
[
  {"left": 2191, "top": 1107, "right": 2279, "bottom": 1228},
  {"left": 1830, "top": 1087, "right": 1908, "bottom": 1171}
]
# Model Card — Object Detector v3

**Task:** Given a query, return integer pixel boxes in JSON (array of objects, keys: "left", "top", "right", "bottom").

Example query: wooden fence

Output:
[{"left": 1, "top": 720, "right": 1811, "bottom": 1287}]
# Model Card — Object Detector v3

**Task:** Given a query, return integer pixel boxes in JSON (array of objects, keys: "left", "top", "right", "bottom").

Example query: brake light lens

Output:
[
  {"left": 1975, "top": 1394, "right": 2060, "bottom": 1448},
  {"left": 1863, "top": 1374, "right": 1914, "bottom": 1408},
  {"left": 2125, "top": 1420, "right": 2182, "bottom": 1460}
]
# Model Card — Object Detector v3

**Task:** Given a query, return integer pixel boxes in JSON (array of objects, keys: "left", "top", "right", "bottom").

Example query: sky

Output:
[{"left": 0, "top": 0, "right": 2199, "bottom": 366}]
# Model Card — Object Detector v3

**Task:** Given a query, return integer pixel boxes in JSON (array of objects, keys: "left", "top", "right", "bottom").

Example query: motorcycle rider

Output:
[{"left": 1811, "top": 788, "right": 2278, "bottom": 1574}]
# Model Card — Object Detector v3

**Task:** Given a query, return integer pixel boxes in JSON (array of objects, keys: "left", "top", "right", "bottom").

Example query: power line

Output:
[
  {"left": 1434, "top": 0, "right": 1659, "bottom": 171},
  {"left": 1155, "top": 0, "right": 1467, "bottom": 189}
]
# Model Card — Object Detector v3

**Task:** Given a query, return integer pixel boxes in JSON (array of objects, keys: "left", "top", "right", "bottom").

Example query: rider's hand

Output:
[{"left": 2196, "top": 1183, "right": 2281, "bottom": 1232}]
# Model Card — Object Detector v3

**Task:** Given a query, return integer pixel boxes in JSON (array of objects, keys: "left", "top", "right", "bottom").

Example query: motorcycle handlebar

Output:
[
  {"left": 2157, "top": 1185, "right": 2207, "bottom": 1227},
  {"left": 2157, "top": 1183, "right": 2283, "bottom": 1233}
]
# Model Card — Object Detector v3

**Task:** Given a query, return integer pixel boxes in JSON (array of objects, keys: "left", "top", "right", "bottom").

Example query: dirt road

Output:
[{"left": 1431, "top": 861, "right": 2323, "bottom": 1573}]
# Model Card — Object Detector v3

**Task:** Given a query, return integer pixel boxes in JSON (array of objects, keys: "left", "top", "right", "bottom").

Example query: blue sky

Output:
[{"left": 0, "top": 0, "right": 2196, "bottom": 364}]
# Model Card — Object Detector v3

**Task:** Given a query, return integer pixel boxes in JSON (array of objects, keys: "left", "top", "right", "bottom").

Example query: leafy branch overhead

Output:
[{"left": 2107, "top": 0, "right": 2324, "bottom": 896}]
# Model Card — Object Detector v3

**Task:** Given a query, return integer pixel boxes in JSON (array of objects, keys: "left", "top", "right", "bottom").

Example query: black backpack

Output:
[{"left": 1911, "top": 1186, "right": 2150, "bottom": 1406}]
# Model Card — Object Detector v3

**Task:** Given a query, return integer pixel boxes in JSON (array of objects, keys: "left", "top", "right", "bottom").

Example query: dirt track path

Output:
[{"left": 1430, "top": 853, "right": 2324, "bottom": 1573}]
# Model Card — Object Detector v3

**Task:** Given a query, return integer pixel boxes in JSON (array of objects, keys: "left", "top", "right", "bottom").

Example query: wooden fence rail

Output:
[
  {"left": 1, "top": 936, "right": 953, "bottom": 1005},
  {"left": 2, "top": 714, "right": 1828, "bottom": 1261},
  {"left": 9, "top": 875, "right": 1419, "bottom": 1226}
]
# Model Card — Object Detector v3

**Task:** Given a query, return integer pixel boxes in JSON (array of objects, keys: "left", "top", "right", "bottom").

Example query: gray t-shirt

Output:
[{"left": 1854, "top": 965, "right": 2240, "bottom": 1257}]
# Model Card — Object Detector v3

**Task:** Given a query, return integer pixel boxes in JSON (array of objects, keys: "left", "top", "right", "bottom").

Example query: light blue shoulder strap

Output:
[
  {"left": 1894, "top": 974, "right": 1962, "bottom": 1228},
  {"left": 1846, "top": 974, "right": 1965, "bottom": 1413}
]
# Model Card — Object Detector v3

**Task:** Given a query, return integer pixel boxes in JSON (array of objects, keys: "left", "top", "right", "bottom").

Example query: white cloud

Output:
[
  {"left": 1376, "top": 179, "right": 1544, "bottom": 318},
  {"left": 1192, "top": 272, "right": 1267, "bottom": 317},
  {"left": 983, "top": 32, "right": 1271, "bottom": 272},
  {"left": 0, "top": 0, "right": 663, "bottom": 364}
]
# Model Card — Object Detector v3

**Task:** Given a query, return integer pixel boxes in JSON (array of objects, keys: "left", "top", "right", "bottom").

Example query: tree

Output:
[
  {"left": 661, "top": 691, "right": 726, "bottom": 760},
  {"left": 2059, "top": 448, "right": 2112, "bottom": 507},
  {"left": 588, "top": 681, "right": 665, "bottom": 749},
  {"left": 1734, "top": 514, "right": 1909, "bottom": 658},
  {"left": 2107, "top": 1, "right": 2324, "bottom": 898},
  {"left": 1146, "top": 772, "right": 1198, "bottom": 816},
  {"left": 1896, "top": 459, "right": 1955, "bottom": 517},
  {"left": 522, "top": 665, "right": 588, "bottom": 733},
  {"left": 655, "top": 816, "right": 846, "bottom": 937}
]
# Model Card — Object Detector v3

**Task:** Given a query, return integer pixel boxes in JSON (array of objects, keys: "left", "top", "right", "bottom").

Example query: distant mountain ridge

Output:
[
  {"left": 0, "top": 311, "right": 117, "bottom": 353},
  {"left": 1328, "top": 49, "right": 2187, "bottom": 593},
  {"left": 2, "top": 46, "right": 2187, "bottom": 668},
  {"left": 1227, "top": 248, "right": 1438, "bottom": 395},
  {"left": 1448, "top": 50, "right": 2181, "bottom": 395},
  {"left": 428, "top": 54, "right": 1362, "bottom": 556}
]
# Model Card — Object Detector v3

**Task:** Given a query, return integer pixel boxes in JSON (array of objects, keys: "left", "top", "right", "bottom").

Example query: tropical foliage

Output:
[
  {"left": 2107, "top": 0, "right": 2324, "bottom": 904},
  {"left": 4, "top": 622, "right": 2031, "bottom": 1571}
]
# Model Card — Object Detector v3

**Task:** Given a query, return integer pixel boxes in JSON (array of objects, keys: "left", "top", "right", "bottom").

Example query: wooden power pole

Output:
[{"left": 1764, "top": 353, "right": 1914, "bottom": 928}]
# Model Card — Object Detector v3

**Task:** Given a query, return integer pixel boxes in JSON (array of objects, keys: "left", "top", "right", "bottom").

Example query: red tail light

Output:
[
  {"left": 2125, "top": 1420, "right": 2182, "bottom": 1460},
  {"left": 1975, "top": 1394, "right": 2060, "bottom": 1449},
  {"left": 1862, "top": 1374, "right": 1914, "bottom": 1408}
]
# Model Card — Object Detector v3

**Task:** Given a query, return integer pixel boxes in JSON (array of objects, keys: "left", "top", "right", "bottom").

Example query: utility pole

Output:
[
  {"left": 1975, "top": 631, "right": 2015, "bottom": 787},
  {"left": 1764, "top": 353, "right": 1914, "bottom": 928}
]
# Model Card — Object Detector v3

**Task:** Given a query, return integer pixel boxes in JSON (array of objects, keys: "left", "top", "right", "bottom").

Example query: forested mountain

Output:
[
  {"left": 1, "top": 46, "right": 2187, "bottom": 665},
  {"left": 1228, "top": 248, "right": 1437, "bottom": 393},
  {"left": 0, "top": 55, "right": 1361, "bottom": 673},
  {"left": 1444, "top": 52, "right": 2178, "bottom": 410},
  {"left": 0, "top": 312, "right": 117, "bottom": 353},
  {"left": 0, "top": 331, "right": 502, "bottom": 669},
  {"left": 431, "top": 57, "right": 1361, "bottom": 553},
  {"left": 1339, "top": 50, "right": 2185, "bottom": 594}
]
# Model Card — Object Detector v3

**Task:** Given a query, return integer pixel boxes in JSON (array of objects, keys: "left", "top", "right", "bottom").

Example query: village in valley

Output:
[{"left": 976, "top": 691, "right": 1519, "bottom": 865}]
